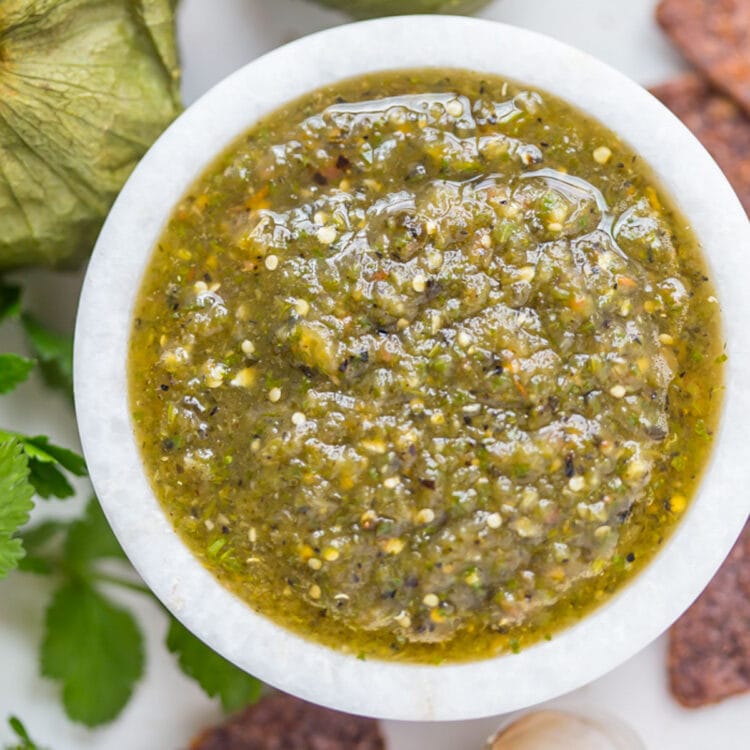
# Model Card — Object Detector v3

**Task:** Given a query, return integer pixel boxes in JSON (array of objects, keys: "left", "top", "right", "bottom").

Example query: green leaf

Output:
[
  {"left": 41, "top": 580, "right": 144, "bottom": 726},
  {"left": 15, "top": 520, "right": 68, "bottom": 575},
  {"left": 26, "top": 460, "right": 74, "bottom": 500},
  {"left": 64, "top": 497, "right": 126, "bottom": 568},
  {"left": 16, "top": 554, "right": 54, "bottom": 575},
  {"left": 20, "top": 315, "right": 73, "bottom": 398},
  {"left": 166, "top": 616, "right": 262, "bottom": 712},
  {"left": 32, "top": 444, "right": 86, "bottom": 477},
  {"left": 0, "top": 354, "right": 34, "bottom": 394},
  {"left": 5, "top": 716, "right": 46, "bottom": 750},
  {"left": 21, "top": 520, "right": 68, "bottom": 552},
  {"left": 0, "top": 439, "right": 35, "bottom": 578},
  {"left": 0, "top": 283, "right": 21, "bottom": 322},
  {"left": 0, "top": 432, "right": 86, "bottom": 500},
  {"left": 0, "top": 433, "right": 87, "bottom": 475},
  {"left": 19, "top": 436, "right": 87, "bottom": 477}
]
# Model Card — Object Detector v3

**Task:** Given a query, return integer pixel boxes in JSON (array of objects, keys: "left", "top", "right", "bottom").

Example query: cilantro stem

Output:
[{"left": 88, "top": 572, "right": 152, "bottom": 597}]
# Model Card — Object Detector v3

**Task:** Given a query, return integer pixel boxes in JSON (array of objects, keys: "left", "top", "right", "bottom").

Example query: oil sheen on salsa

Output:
[{"left": 129, "top": 70, "right": 723, "bottom": 662}]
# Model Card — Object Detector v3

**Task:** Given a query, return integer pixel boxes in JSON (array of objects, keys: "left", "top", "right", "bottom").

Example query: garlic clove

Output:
[{"left": 487, "top": 710, "right": 644, "bottom": 750}]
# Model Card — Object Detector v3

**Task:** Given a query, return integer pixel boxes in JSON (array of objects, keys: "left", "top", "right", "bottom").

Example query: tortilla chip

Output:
[
  {"left": 656, "top": 0, "right": 750, "bottom": 116},
  {"left": 650, "top": 74, "right": 750, "bottom": 214},
  {"left": 668, "top": 519, "right": 750, "bottom": 707},
  {"left": 190, "top": 692, "right": 385, "bottom": 750}
]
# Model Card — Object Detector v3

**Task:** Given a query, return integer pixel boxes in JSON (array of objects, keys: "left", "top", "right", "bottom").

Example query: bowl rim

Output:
[{"left": 74, "top": 15, "right": 750, "bottom": 721}]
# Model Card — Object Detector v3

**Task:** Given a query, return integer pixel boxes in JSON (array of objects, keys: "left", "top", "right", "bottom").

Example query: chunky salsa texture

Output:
[{"left": 129, "top": 70, "right": 724, "bottom": 662}]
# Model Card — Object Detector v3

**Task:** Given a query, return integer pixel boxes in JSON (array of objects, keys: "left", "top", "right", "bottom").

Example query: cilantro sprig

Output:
[
  {"left": 20, "top": 498, "right": 262, "bottom": 726},
  {"left": 0, "top": 355, "right": 34, "bottom": 395},
  {"left": 167, "top": 618, "right": 263, "bottom": 711},
  {"left": 0, "top": 284, "right": 20, "bottom": 320},
  {"left": 0, "top": 441, "right": 34, "bottom": 578},
  {"left": 0, "top": 432, "right": 88, "bottom": 500},
  {"left": 21, "top": 314, "right": 74, "bottom": 399},
  {"left": 42, "top": 580, "right": 145, "bottom": 726},
  {"left": 1, "top": 281, "right": 262, "bottom": 728},
  {"left": 0, "top": 281, "right": 85, "bottom": 573},
  {"left": 4, "top": 717, "right": 47, "bottom": 750}
]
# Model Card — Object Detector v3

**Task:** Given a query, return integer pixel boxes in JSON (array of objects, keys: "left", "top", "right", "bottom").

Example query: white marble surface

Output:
[{"left": 2, "top": 0, "right": 750, "bottom": 747}]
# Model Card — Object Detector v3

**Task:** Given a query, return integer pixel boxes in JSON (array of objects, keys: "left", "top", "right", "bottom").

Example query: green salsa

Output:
[{"left": 129, "top": 69, "right": 724, "bottom": 662}]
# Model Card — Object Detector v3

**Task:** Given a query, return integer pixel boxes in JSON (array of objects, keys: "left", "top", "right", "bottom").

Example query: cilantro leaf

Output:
[
  {"left": 5, "top": 717, "right": 47, "bottom": 750},
  {"left": 166, "top": 616, "right": 262, "bottom": 712},
  {"left": 63, "top": 498, "right": 126, "bottom": 568},
  {"left": 0, "top": 354, "right": 34, "bottom": 394},
  {"left": 21, "top": 314, "right": 73, "bottom": 399},
  {"left": 20, "top": 437, "right": 87, "bottom": 477},
  {"left": 0, "top": 439, "right": 35, "bottom": 578},
  {"left": 41, "top": 580, "right": 144, "bottom": 726},
  {"left": 0, "top": 283, "right": 21, "bottom": 322},
  {"left": 21, "top": 520, "right": 68, "bottom": 554},
  {"left": 16, "top": 520, "right": 68, "bottom": 575},
  {"left": 0, "top": 433, "right": 86, "bottom": 500},
  {"left": 26, "top": 462, "right": 74, "bottom": 500}
]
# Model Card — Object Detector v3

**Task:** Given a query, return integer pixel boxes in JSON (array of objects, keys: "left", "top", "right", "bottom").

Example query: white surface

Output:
[
  {"left": 2, "top": 0, "right": 750, "bottom": 747},
  {"left": 75, "top": 12, "right": 750, "bottom": 723}
]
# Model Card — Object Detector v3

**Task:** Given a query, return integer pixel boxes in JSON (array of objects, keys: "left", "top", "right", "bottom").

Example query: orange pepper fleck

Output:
[
  {"left": 245, "top": 184, "right": 270, "bottom": 211},
  {"left": 645, "top": 186, "right": 662, "bottom": 212}
]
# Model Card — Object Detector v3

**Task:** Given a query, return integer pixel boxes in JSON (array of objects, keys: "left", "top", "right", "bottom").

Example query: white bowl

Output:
[{"left": 74, "top": 16, "right": 750, "bottom": 721}]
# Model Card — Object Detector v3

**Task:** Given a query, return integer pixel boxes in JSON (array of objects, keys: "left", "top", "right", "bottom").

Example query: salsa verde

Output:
[{"left": 129, "top": 69, "right": 724, "bottom": 662}]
